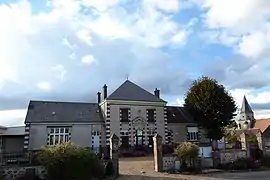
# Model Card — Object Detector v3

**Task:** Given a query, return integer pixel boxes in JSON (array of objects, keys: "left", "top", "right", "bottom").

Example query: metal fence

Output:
[{"left": 0, "top": 151, "right": 32, "bottom": 166}]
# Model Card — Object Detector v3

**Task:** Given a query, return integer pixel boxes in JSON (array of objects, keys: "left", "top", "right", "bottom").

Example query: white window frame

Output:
[
  {"left": 187, "top": 127, "right": 199, "bottom": 141},
  {"left": 47, "top": 127, "right": 71, "bottom": 145}
]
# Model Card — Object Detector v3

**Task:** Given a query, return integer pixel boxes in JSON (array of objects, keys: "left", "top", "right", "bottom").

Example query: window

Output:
[
  {"left": 136, "top": 129, "right": 143, "bottom": 146},
  {"left": 187, "top": 127, "right": 199, "bottom": 141},
  {"left": 120, "top": 108, "right": 129, "bottom": 122},
  {"left": 147, "top": 109, "right": 155, "bottom": 122},
  {"left": 47, "top": 127, "right": 71, "bottom": 145},
  {"left": 167, "top": 131, "right": 173, "bottom": 144}
]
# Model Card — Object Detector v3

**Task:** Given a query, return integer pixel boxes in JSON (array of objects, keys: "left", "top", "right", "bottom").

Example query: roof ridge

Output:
[
  {"left": 107, "top": 80, "right": 166, "bottom": 102},
  {"left": 29, "top": 100, "right": 98, "bottom": 105}
]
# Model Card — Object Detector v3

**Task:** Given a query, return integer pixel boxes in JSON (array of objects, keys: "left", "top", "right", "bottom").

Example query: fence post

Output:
[
  {"left": 109, "top": 133, "right": 119, "bottom": 177},
  {"left": 153, "top": 134, "right": 163, "bottom": 172}
]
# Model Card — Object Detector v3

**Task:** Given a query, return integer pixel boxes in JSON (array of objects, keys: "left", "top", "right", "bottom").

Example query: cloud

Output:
[
  {"left": 0, "top": 0, "right": 269, "bottom": 126},
  {"left": 81, "top": 55, "right": 97, "bottom": 65},
  {"left": 51, "top": 64, "right": 67, "bottom": 81},
  {"left": 195, "top": 0, "right": 270, "bottom": 59},
  {"left": 37, "top": 82, "right": 52, "bottom": 92},
  {"left": 0, "top": 109, "right": 26, "bottom": 126},
  {"left": 0, "top": 0, "right": 194, "bottom": 111}
]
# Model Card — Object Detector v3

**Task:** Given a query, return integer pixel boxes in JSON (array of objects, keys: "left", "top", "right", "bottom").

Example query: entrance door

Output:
[{"left": 136, "top": 129, "right": 143, "bottom": 146}]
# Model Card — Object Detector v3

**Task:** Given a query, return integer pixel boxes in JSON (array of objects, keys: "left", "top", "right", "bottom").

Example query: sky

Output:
[{"left": 0, "top": 0, "right": 270, "bottom": 126}]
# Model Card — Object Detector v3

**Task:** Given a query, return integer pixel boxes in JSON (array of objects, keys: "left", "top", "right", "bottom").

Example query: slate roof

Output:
[
  {"left": 25, "top": 100, "right": 103, "bottom": 123},
  {"left": 240, "top": 96, "right": 253, "bottom": 113},
  {"left": 107, "top": 80, "right": 166, "bottom": 102},
  {"left": 1, "top": 126, "right": 25, "bottom": 136},
  {"left": 166, "top": 106, "right": 194, "bottom": 123}
]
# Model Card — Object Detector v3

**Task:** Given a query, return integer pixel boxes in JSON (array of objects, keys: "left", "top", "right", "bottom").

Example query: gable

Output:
[{"left": 107, "top": 80, "right": 166, "bottom": 103}]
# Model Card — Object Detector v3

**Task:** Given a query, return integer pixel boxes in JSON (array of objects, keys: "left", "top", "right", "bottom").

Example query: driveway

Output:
[{"left": 118, "top": 156, "right": 270, "bottom": 180}]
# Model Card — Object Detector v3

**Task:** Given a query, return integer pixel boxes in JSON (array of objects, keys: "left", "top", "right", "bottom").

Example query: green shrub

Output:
[
  {"left": 174, "top": 142, "right": 199, "bottom": 160},
  {"left": 37, "top": 143, "right": 104, "bottom": 180}
]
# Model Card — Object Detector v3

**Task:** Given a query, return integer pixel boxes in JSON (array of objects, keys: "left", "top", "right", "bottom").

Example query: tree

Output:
[
  {"left": 184, "top": 76, "right": 237, "bottom": 140},
  {"left": 38, "top": 143, "right": 104, "bottom": 180}
]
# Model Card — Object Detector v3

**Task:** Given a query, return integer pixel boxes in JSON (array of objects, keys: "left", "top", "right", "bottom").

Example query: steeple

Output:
[
  {"left": 240, "top": 95, "right": 253, "bottom": 113},
  {"left": 237, "top": 95, "right": 255, "bottom": 129}
]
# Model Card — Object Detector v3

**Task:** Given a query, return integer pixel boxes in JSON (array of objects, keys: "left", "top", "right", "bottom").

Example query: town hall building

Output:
[{"left": 22, "top": 80, "right": 211, "bottom": 153}]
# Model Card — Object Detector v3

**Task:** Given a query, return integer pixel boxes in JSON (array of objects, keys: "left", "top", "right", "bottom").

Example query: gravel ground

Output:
[
  {"left": 117, "top": 156, "right": 270, "bottom": 180},
  {"left": 117, "top": 156, "right": 219, "bottom": 180}
]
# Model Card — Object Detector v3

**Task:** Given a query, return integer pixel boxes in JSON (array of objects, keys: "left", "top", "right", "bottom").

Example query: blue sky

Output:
[{"left": 0, "top": 0, "right": 270, "bottom": 126}]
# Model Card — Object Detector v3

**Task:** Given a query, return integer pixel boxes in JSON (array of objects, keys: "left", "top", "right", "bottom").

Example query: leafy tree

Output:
[
  {"left": 184, "top": 76, "right": 237, "bottom": 140},
  {"left": 38, "top": 143, "right": 104, "bottom": 180},
  {"left": 224, "top": 131, "right": 239, "bottom": 144}
]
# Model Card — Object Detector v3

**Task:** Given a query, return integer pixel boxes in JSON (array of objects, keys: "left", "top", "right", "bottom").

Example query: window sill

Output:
[
  {"left": 187, "top": 139, "right": 199, "bottom": 142},
  {"left": 120, "top": 120, "right": 129, "bottom": 123}
]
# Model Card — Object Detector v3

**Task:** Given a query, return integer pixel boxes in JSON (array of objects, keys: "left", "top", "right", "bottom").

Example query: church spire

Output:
[{"left": 240, "top": 95, "right": 253, "bottom": 113}]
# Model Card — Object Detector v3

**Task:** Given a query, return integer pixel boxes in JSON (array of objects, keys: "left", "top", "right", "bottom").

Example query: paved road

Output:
[
  {"left": 203, "top": 170, "right": 270, "bottom": 180},
  {"left": 118, "top": 156, "right": 270, "bottom": 180}
]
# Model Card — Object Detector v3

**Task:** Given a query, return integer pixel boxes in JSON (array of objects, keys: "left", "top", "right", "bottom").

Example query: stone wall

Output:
[
  {"left": 163, "top": 155, "right": 177, "bottom": 171},
  {"left": 219, "top": 150, "right": 247, "bottom": 164},
  {"left": 1, "top": 166, "right": 46, "bottom": 180},
  {"left": 162, "top": 155, "right": 214, "bottom": 171}
]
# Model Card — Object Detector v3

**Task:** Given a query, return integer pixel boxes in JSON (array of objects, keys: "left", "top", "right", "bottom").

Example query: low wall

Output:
[
  {"left": 162, "top": 155, "right": 213, "bottom": 171},
  {"left": 1, "top": 166, "right": 46, "bottom": 180},
  {"left": 219, "top": 150, "right": 247, "bottom": 164},
  {"left": 163, "top": 155, "right": 177, "bottom": 171},
  {"left": 0, "top": 159, "right": 117, "bottom": 180}
]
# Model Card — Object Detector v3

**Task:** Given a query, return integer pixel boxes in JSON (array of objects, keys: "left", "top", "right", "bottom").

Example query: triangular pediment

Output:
[
  {"left": 132, "top": 116, "right": 146, "bottom": 129},
  {"left": 107, "top": 80, "right": 166, "bottom": 102},
  {"left": 132, "top": 116, "right": 146, "bottom": 123}
]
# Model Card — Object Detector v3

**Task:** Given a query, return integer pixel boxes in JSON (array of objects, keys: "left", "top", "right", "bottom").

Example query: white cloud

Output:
[
  {"left": 81, "top": 55, "right": 97, "bottom": 65},
  {"left": 0, "top": 109, "right": 26, "bottom": 126},
  {"left": 197, "top": 0, "right": 270, "bottom": 59},
  {"left": 238, "top": 31, "right": 269, "bottom": 58},
  {"left": 81, "top": 0, "right": 120, "bottom": 12},
  {"left": 37, "top": 81, "right": 52, "bottom": 92},
  {"left": 142, "top": 0, "right": 180, "bottom": 13},
  {"left": 51, "top": 64, "right": 67, "bottom": 81},
  {"left": 171, "top": 30, "right": 188, "bottom": 45}
]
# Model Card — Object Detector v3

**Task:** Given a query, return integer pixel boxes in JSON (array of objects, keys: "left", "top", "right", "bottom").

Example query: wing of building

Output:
[{"left": 2, "top": 80, "right": 212, "bottom": 155}]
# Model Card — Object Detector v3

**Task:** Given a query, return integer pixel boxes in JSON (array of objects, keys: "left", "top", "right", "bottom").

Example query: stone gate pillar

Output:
[
  {"left": 256, "top": 131, "right": 265, "bottom": 154},
  {"left": 153, "top": 134, "right": 163, "bottom": 172},
  {"left": 110, "top": 133, "right": 119, "bottom": 177}
]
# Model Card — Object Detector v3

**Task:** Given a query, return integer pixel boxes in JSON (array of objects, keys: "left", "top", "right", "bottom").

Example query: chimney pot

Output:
[
  {"left": 154, "top": 88, "right": 160, "bottom": 98},
  {"left": 102, "top": 84, "right": 107, "bottom": 100},
  {"left": 97, "top": 92, "right": 101, "bottom": 104}
]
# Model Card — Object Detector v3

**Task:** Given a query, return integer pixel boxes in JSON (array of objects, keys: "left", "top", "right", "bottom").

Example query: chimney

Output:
[
  {"left": 154, "top": 88, "right": 160, "bottom": 98},
  {"left": 102, "top": 84, "right": 107, "bottom": 100},
  {"left": 97, "top": 92, "right": 101, "bottom": 104}
]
